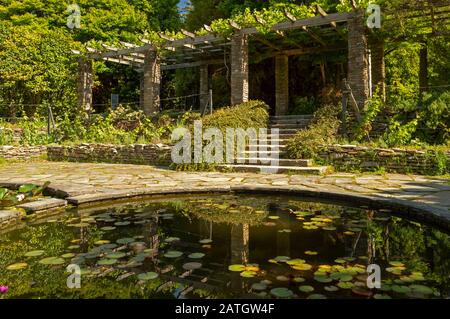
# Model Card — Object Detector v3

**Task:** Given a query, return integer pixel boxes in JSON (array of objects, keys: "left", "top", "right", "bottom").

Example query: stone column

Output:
[
  {"left": 77, "top": 57, "right": 93, "bottom": 114},
  {"left": 142, "top": 49, "right": 161, "bottom": 116},
  {"left": 370, "top": 38, "right": 386, "bottom": 101},
  {"left": 199, "top": 64, "right": 209, "bottom": 113},
  {"left": 347, "top": 12, "right": 369, "bottom": 109},
  {"left": 275, "top": 55, "right": 289, "bottom": 116},
  {"left": 231, "top": 34, "right": 249, "bottom": 105}
]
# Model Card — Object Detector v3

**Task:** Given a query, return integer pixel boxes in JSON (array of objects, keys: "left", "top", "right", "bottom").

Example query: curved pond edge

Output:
[{"left": 2, "top": 183, "right": 450, "bottom": 233}]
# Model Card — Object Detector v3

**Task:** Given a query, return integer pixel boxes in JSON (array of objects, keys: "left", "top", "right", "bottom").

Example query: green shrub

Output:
[
  {"left": 286, "top": 104, "right": 341, "bottom": 159},
  {"left": 202, "top": 100, "right": 269, "bottom": 131},
  {"left": 289, "top": 96, "right": 318, "bottom": 115}
]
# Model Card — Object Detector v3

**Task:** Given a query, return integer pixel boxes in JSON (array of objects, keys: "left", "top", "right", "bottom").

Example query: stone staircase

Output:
[{"left": 219, "top": 115, "right": 330, "bottom": 174}]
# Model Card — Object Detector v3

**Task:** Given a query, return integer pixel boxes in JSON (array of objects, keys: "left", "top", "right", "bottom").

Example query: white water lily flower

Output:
[{"left": 16, "top": 194, "right": 26, "bottom": 202}]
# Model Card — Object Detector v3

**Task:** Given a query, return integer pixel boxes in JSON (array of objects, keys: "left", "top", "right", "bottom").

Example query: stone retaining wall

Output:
[
  {"left": 47, "top": 144, "right": 172, "bottom": 166},
  {"left": 318, "top": 144, "right": 450, "bottom": 175},
  {"left": 0, "top": 145, "right": 47, "bottom": 160}
]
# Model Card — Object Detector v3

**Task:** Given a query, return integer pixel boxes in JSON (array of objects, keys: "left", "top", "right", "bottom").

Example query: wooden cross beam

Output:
[
  {"left": 301, "top": 25, "right": 327, "bottom": 46},
  {"left": 181, "top": 29, "right": 196, "bottom": 39},
  {"left": 252, "top": 34, "right": 282, "bottom": 51},
  {"left": 203, "top": 24, "right": 214, "bottom": 33},
  {"left": 283, "top": 9, "right": 297, "bottom": 23},
  {"left": 316, "top": 5, "right": 346, "bottom": 39},
  {"left": 229, "top": 20, "right": 241, "bottom": 30},
  {"left": 120, "top": 41, "right": 139, "bottom": 48}
]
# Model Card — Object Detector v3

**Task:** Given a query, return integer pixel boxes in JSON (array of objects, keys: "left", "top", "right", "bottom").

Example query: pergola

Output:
[{"left": 74, "top": 6, "right": 376, "bottom": 116}]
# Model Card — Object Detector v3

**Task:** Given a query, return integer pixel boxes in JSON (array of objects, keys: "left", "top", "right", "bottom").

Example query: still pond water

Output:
[{"left": 1, "top": 194, "right": 449, "bottom": 299}]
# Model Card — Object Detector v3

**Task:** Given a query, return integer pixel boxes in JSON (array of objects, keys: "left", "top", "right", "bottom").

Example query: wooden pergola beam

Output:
[
  {"left": 161, "top": 59, "right": 223, "bottom": 71},
  {"left": 181, "top": 29, "right": 196, "bottom": 39},
  {"left": 316, "top": 5, "right": 346, "bottom": 39},
  {"left": 301, "top": 25, "right": 326, "bottom": 46}
]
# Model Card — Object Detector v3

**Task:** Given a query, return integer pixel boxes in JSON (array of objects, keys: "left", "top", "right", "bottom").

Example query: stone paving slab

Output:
[
  {"left": 17, "top": 198, "right": 68, "bottom": 213},
  {"left": 0, "top": 161, "right": 450, "bottom": 230}
]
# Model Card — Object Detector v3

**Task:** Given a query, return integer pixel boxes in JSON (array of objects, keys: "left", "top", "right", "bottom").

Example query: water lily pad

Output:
[
  {"left": 334, "top": 258, "right": 347, "bottom": 264},
  {"left": 314, "top": 275, "right": 332, "bottom": 283},
  {"left": 389, "top": 261, "right": 405, "bottom": 267},
  {"left": 199, "top": 239, "right": 212, "bottom": 244},
  {"left": 61, "top": 253, "right": 75, "bottom": 259},
  {"left": 410, "top": 284, "right": 433, "bottom": 295},
  {"left": 286, "top": 259, "right": 306, "bottom": 266},
  {"left": 299, "top": 285, "right": 314, "bottom": 293},
  {"left": 164, "top": 250, "right": 183, "bottom": 258},
  {"left": 39, "top": 257, "right": 65, "bottom": 265},
  {"left": 337, "top": 282, "right": 354, "bottom": 289},
  {"left": 101, "top": 226, "right": 116, "bottom": 231},
  {"left": 137, "top": 272, "right": 159, "bottom": 281},
  {"left": 292, "top": 263, "right": 312, "bottom": 271},
  {"left": 270, "top": 287, "right": 294, "bottom": 298},
  {"left": 240, "top": 271, "right": 257, "bottom": 278},
  {"left": 164, "top": 237, "right": 180, "bottom": 243},
  {"left": 183, "top": 262, "right": 202, "bottom": 270},
  {"left": 106, "top": 252, "right": 126, "bottom": 259},
  {"left": 228, "top": 264, "right": 246, "bottom": 272},
  {"left": 251, "top": 283, "right": 267, "bottom": 291},
  {"left": 339, "top": 274, "right": 353, "bottom": 282},
  {"left": 276, "top": 275, "right": 289, "bottom": 282},
  {"left": 188, "top": 252, "right": 205, "bottom": 259},
  {"left": 307, "top": 294, "right": 327, "bottom": 299},
  {"left": 391, "top": 285, "right": 411, "bottom": 294},
  {"left": 324, "top": 285, "right": 339, "bottom": 292},
  {"left": 24, "top": 250, "right": 45, "bottom": 257},
  {"left": 322, "top": 226, "right": 337, "bottom": 231},
  {"left": 115, "top": 221, "right": 131, "bottom": 226},
  {"left": 94, "top": 240, "right": 110, "bottom": 245},
  {"left": 274, "top": 256, "right": 290, "bottom": 262},
  {"left": 116, "top": 238, "right": 135, "bottom": 245},
  {"left": 268, "top": 216, "right": 280, "bottom": 220},
  {"left": 6, "top": 262, "right": 28, "bottom": 270},
  {"left": 386, "top": 267, "right": 404, "bottom": 274},
  {"left": 305, "top": 250, "right": 318, "bottom": 256},
  {"left": 293, "top": 277, "right": 305, "bottom": 283},
  {"left": 68, "top": 245, "right": 80, "bottom": 250},
  {"left": 97, "top": 258, "right": 117, "bottom": 266}
]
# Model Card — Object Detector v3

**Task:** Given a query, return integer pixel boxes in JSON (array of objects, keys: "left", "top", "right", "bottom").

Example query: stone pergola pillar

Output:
[
  {"left": 275, "top": 55, "right": 289, "bottom": 116},
  {"left": 370, "top": 38, "right": 386, "bottom": 101},
  {"left": 347, "top": 13, "right": 369, "bottom": 109},
  {"left": 231, "top": 34, "right": 249, "bottom": 105},
  {"left": 199, "top": 64, "right": 209, "bottom": 113},
  {"left": 77, "top": 57, "right": 93, "bottom": 114},
  {"left": 142, "top": 49, "right": 161, "bottom": 116}
]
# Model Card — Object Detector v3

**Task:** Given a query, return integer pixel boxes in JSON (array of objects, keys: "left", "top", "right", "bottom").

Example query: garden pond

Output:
[{"left": 1, "top": 194, "right": 449, "bottom": 299}]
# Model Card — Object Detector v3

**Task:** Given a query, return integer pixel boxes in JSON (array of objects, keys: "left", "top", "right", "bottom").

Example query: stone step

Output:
[
  {"left": 269, "top": 123, "right": 310, "bottom": 129},
  {"left": 270, "top": 128, "right": 301, "bottom": 135},
  {"left": 243, "top": 150, "right": 285, "bottom": 156},
  {"left": 270, "top": 115, "right": 313, "bottom": 120},
  {"left": 235, "top": 158, "right": 312, "bottom": 167},
  {"left": 219, "top": 164, "right": 329, "bottom": 174},
  {"left": 246, "top": 144, "right": 287, "bottom": 149},
  {"left": 270, "top": 118, "right": 312, "bottom": 125}
]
